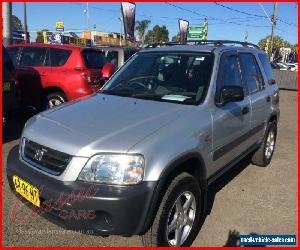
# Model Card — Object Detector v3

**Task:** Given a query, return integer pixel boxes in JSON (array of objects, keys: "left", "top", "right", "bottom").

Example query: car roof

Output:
[
  {"left": 140, "top": 44, "right": 264, "bottom": 54},
  {"left": 8, "top": 43, "right": 95, "bottom": 51}
]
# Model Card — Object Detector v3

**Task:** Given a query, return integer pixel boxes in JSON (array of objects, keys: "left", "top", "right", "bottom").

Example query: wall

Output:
[{"left": 273, "top": 69, "right": 298, "bottom": 90}]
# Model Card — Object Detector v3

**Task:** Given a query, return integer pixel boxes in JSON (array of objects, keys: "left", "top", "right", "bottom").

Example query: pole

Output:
[
  {"left": 86, "top": 2, "right": 90, "bottom": 31},
  {"left": 269, "top": 2, "right": 278, "bottom": 60},
  {"left": 2, "top": 2, "right": 12, "bottom": 46},
  {"left": 24, "top": 2, "right": 28, "bottom": 43},
  {"left": 119, "top": 14, "right": 123, "bottom": 46}
]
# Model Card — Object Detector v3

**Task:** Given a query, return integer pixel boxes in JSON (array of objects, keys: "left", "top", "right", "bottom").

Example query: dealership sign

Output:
[
  {"left": 56, "top": 21, "right": 64, "bottom": 32},
  {"left": 187, "top": 26, "right": 204, "bottom": 41}
]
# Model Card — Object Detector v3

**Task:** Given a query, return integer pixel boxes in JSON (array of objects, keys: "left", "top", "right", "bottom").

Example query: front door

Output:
[{"left": 212, "top": 51, "right": 251, "bottom": 171}]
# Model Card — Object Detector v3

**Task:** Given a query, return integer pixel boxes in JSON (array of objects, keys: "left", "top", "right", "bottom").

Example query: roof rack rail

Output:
[
  {"left": 145, "top": 42, "right": 181, "bottom": 48},
  {"left": 194, "top": 40, "right": 260, "bottom": 49},
  {"left": 144, "top": 40, "right": 260, "bottom": 49}
]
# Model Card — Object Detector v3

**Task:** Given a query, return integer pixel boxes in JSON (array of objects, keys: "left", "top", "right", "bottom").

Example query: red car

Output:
[{"left": 7, "top": 43, "right": 115, "bottom": 110}]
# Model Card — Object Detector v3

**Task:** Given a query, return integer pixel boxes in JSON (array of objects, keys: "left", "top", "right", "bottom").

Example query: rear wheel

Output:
[
  {"left": 45, "top": 92, "right": 67, "bottom": 109},
  {"left": 142, "top": 173, "right": 202, "bottom": 247},
  {"left": 251, "top": 121, "right": 277, "bottom": 167}
]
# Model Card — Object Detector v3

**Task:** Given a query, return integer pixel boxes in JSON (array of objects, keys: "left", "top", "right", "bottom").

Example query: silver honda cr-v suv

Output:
[{"left": 7, "top": 41, "right": 280, "bottom": 247}]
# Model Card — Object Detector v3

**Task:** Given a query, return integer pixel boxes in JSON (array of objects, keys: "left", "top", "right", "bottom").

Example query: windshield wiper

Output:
[
  {"left": 100, "top": 89, "right": 133, "bottom": 97},
  {"left": 131, "top": 93, "right": 163, "bottom": 100}
]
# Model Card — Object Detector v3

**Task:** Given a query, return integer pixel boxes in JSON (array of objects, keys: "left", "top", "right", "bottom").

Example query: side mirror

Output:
[
  {"left": 216, "top": 86, "right": 244, "bottom": 106},
  {"left": 101, "top": 63, "right": 116, "bottom": 82}
]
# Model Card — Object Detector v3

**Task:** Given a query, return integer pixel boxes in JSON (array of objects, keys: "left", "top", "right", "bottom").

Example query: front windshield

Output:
[{"left": 101, "top": 52, "right": 213, "bottom": 105}]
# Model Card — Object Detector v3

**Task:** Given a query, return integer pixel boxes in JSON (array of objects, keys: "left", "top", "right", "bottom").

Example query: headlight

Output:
[{"left": 77, "top": 154, "right": 144, "bottom": 185}]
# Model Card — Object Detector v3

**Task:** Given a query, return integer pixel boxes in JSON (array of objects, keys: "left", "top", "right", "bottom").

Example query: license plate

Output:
[
  {"left": 2, "top": 82, "right": 11, "bottom": 92},
  {"left": 13, "top": 175, "right": 40, "bottom": 207}
]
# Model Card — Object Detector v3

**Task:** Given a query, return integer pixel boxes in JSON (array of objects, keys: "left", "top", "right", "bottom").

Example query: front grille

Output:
[{"left": 22, "top": 139, "right": 72, "bottom": 176}]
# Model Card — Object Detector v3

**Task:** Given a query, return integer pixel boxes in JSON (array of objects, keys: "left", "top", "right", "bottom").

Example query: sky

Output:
[{"left": 12, "top": 2, "right": 298, "bottom": 45}]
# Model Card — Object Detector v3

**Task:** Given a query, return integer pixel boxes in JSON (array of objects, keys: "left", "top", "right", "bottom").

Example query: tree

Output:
[
  {"left": 258, "top": 35, "right": 293, "bottom": 56},
  {"left": 135, "top": 19, "right": 151, "bottom": 46},
  {"left": 171, "top": 32, "right": 180, "bottom": 42},
  {"left": 12, "top": 15, "right": 23, "bottom": 31},
  {"left": 36, "top": 29, "right": 48, "bottom": 43},
  {"left": 145, "top": 25, "right": 169, "bottom": 44}
]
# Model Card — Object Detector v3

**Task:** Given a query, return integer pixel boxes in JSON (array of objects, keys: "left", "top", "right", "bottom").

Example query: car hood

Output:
[{"left": 23, "top": 94, "right": 192, "bottom": 157}]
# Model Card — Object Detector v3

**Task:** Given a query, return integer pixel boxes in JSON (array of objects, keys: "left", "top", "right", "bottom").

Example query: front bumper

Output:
[{"left": 6, "top": 146, "right": 157, "bottom": 236}]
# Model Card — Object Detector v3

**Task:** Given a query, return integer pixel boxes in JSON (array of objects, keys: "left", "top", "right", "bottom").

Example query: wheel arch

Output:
[
  {"left": 141, "top": 152, "right": 207, "bottom": 234},
  {"left": 43, "top": 86, "right": 67, "bottom": 98},
  {"left": 268, "top": 112, "right": 278, "bottom": 123}
]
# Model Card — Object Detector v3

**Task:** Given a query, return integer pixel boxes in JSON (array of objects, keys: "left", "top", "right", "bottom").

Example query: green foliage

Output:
[
  {"left": 135, "top": 19, "right": 151, "bottom": 45},
  {"left": 145, "top": 25, "right": 169, "bottom": 44},
  {"left": 36, "top": 29, "right": 48, "bottom": 43},
  {"left": 12, "top": 15, "right": 23, "bottom": 31},
  {"left": 171, "top": 32, "right": 180, "bottom": 42},
  {"left": 258, "top": 35, "right": 294, "bottom": 53}
]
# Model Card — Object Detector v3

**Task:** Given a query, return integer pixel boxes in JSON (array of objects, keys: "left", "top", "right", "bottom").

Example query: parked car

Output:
[
  {"left": 2, "top": 45, "right": 18, "bottom": 125},
  {"left": 270, "top": 61, "right": 281, "bottom": 69},
  {"left": 276, "top": 62, "right": 291, "bottom": 71},
  {"left": 7, "top": 41, "right": 280, "bottom": 246},
  {"left": 285, "top": 62, "right": 298, "bottom": 71},
  {"left": 99, "top": 46, "right": 139, "bottom": 68},
  {"left": 7, "top": 43, "right": 115, "bottom": 110}
]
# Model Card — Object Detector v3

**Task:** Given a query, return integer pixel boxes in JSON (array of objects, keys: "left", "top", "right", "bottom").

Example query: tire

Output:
[
  {"left": 251, "top": 121, "right": 277, "bottom": 167},
  {"left": 142, "top": 172, "right": 202, "bottom": 247},
  {"left": 45, "top": 92, "right": 67, "bottom": 109}
]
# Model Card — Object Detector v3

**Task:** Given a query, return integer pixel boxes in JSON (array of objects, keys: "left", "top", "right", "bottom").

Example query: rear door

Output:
[
  {"left": 212, "top": 51, "right": 251, "bottom": 169},
  {"left": 81, "top": 49, "right": 106, "bottom": 90},
  {"left": 18, "top": 46, "right": 48, "bottom": 108},
  {"left": 47, "top": 47, "right": 71, "bottom": 89},
  {"left": 238, "top": 52, "right": 271, "bottom": 144}
]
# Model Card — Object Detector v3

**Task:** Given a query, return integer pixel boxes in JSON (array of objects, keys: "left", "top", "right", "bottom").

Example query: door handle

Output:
[
  {"left": 266, "top": 96, "right": 271, "bottom": 102},
  {"left": 40, "top": 72, "right": 47, "bottom": 76},
  {"left": 241, "top": 107, "right": 249, "bottom": 115}
]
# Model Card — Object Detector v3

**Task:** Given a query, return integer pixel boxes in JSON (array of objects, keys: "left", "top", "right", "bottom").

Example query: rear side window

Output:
[
  {"left": 258, "top": 53, "right": 274, "bottom": 82},
  {"left": 19, "top": 47, "right": 47, "bottom": 67},
  {"left": 216, "top": 53, "right": 242, "bottom": 95},
  {"left": 50, "top": 48, "right": 71, "bottom": 66},
  {"left": 82, "top": 50, "right": 106, "bottom": 69},
  {"left": 239, "top": 53, "right": 263, "bottom": 94},
  {"left": 7, "top": 47, "right": 19, "bottom": 66},
  {"left": 106, "top": 50, "right": 119, "bottom": 67}
]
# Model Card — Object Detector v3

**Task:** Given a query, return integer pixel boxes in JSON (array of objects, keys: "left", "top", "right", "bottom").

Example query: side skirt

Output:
[{"left": 207, "top": 143, "right": 260, "bottom": 186}]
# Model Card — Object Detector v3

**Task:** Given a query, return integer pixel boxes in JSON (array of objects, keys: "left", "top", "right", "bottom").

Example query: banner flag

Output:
[
  {"left": 121, "top": 2, "right": 136, "bottom": 42},
  {"left": 179, "top": 19, "right": 189, "bottom": 44}
]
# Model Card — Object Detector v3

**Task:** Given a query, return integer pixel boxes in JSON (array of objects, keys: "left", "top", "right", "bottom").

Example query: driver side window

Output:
[{"left": 216, "top": 52, "right": 243, "bottom": 96}]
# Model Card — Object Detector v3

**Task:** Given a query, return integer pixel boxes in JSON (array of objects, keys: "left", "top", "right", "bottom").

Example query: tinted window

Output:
[
  {"left": 216, "top": 53, "right": 242, "bottom": 94},
  {"left": 19, "top": 47, "right": 47, "bottom": 67},
  {"left": 50, "top": 48, "right": 71, "bottom": 66},
  {"left": 106, "top": 51, "right": 119, "bottom": 67},
  {"left": 258, "top": 53, "right": 274, "bottom": 82},
  {"left": 239, "top": 53, "right": 263, "bottom": 94},
  {"left": 7, "top": 47, "right": 19, "bottom": 66},
  {"left": 82, "top": 50, "right": 106, "bottom": 69}
]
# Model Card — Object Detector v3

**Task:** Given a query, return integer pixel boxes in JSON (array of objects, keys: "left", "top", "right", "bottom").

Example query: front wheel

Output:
[
  {"left": 45, "top": 92, "right": 67, "bottom": 109},
  {"left": 251, "top": 121, "right": 277, "bottom": 167},
  {"left": 142, "top": 173, "right": 202, "bottom": 247}
]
